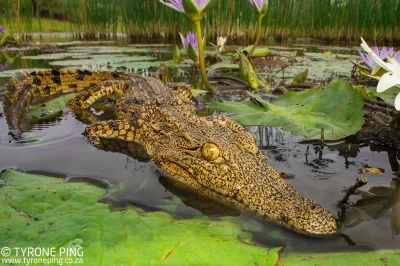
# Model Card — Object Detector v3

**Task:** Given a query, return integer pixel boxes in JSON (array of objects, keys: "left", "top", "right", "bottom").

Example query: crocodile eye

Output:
[{"left": 201, "top": 143, "right": 220, "bottom": 161}]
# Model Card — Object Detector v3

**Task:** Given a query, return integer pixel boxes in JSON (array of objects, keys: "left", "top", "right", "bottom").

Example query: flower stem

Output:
[
  {"left": 193, "top": 19, "right": 215, "bottom": 92},
  {"left": 250, "top": 16, "right": 263, "bottom": 56}
]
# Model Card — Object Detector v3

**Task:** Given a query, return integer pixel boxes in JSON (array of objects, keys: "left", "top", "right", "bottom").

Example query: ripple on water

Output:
[{"left": 0, "top": 113, "right": 86, "bottom": 149}]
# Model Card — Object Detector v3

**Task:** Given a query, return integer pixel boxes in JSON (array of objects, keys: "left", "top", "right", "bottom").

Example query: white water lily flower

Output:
[
  {"left": 217, "top": 37, "right": 227, "bottom": 51},
  {"left": 361, "top": 38, "right": 400, "bottom": 110}
]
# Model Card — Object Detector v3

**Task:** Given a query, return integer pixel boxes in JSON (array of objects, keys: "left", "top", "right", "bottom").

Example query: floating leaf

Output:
[
  {"left": 28, "top": 94, "right": 77, "bottom": 122},
  {"left": 208, "top": 62, "right": 238, "bottom": 70},
  {"left": 22, "top": 53, "right": 87, "bottom": 60},
  {"left": 208, "top": 80, "right": 364, "bottom": 140},
  {"left": 242, "top": 45, "right": 271, "bottom": 57},
  {"left": 191, "top": 88, "right": 208, "bottom": 95},
  {"left": 49, "top": 56, "right": 157, "bottom": 67},
  {"left": 291, "top": 69, "right": 308, "bottom": 84},
  {"left": 359, "top": 167, "right": 385, "bottom": 174},
  {"left": 280, "top": 250, "right": 399, "bottom": 266},
  {"left": 352, "top": 85, "right": 377, "bottom": 100},
  {"left": 323, "top": 51, "right": 333, "bottom": 57},
  {"left": 366, "top": 86, "right": 400, "bottom": 105},
  {"left": 0, "top": 169, "right": 270, "bottom": 265},
  {"left": 265, "top": 247, "right": 283, "bottom": 266},
  {"left": 285, "top": 53, "right": 358, "bottom": 81}
]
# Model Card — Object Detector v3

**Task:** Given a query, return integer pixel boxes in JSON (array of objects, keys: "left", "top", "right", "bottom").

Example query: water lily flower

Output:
[
  {"left": 217, "top": 37, "right": 227, "bottom": 52},
  {"left": 249, "top": 0, "right": 268, "bottom": 17},
  {"left": 358, "top": 46, "right": 400, "bottom": 71},
  {"left": 179, "top": 32, "right": 199, "bottom": 62},
  {"left": 0, "top": 25, "right": 6, "bottom": 33},
  {"left": 361, "top": 38, "right": 400, "bottom": 110},
  {"left": 159, "top": 0, "right": 217, "bottom": 20},
  {"left": 0, "top": 61, "right": 10, "bottom": 71},
  {"left": 159, "top": 0, "right": 216, "bottom": 92},
  {"left": 248, "top": 0, "right": 268, "bottom": 55}
]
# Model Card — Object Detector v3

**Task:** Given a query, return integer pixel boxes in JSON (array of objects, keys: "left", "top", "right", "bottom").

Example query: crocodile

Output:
[{"left": 2, "top": 69, "right": 338, "bottom": 236}]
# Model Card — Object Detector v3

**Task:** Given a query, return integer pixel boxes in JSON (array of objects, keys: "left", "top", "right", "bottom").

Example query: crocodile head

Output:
[{"left": 152, "top": 111, "right": 337, "bottom": 236}]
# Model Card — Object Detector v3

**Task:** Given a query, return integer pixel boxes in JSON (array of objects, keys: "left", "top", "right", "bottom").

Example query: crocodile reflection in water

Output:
[{"left": 2, "top": 69, "right": 337, "bottom": 236}]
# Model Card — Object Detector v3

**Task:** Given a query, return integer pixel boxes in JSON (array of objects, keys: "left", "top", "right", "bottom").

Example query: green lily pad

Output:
[
  {"left": 28, "top": 94, "right": 77, "bottom": 122},
  {"left": 191, "top": 88, "right": 208, "bottom": 96},
  {"left": 22, "top": 53, "right": 87, "bottom": 60},
  {"left": 208, "top": 62, "right": 239, "bottom": 70},
  {"left": 283, "top": 52, "right": 358, "bottom": 81},
  {"left": 67, "top": 46, "right": 153, "bottom": 54},
  {"left": 113, "top": 60, "right": 178, "bottom": 70},
  {"left": 291, "top": 69, "right": 309, "bottom": 84},
  {"left": 208, "top": 80, "right": 364, "bottom": 140},
  {"left": 49, "top": 56, "right": 157, "bottom": 67},
  {"left": 366, "top": 86, "right": 400, "bottom": 105},
  {"left": 0, "top": 68, "right": 49, "bottom": 78},
  {"left": 0, "top": 169, "right": 271, "bottom": 265},
  {"left": 242, "top": 45, "right": 271, "bottom": 57},
  {"left": 280, "top": 250, "right": 400, "bottom": 266}
]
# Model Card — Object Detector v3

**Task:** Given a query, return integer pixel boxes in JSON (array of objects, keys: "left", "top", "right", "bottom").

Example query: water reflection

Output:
[
  {"left": 0, "top": 51, "right": 18, "bottom": 71},
  {"left": 339, "top": 180, "right": 400, "bottom": 238}
]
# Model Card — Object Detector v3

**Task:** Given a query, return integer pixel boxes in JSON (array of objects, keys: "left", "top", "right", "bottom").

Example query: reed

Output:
[{"left": 1, "top": 0, "right": 400, "bottom": 43}]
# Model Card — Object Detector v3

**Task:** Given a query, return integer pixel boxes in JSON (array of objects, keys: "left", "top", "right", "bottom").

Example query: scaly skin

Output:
[{"left": 2, "top": 69, "right": 337, "bottom": 236}]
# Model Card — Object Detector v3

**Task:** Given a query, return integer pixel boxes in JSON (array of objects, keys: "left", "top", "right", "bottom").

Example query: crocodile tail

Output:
[{"left": 2, "top": 69, "right": 127, "bottom": 131}]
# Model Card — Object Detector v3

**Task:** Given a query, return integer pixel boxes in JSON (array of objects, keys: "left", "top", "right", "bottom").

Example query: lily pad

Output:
[
  {"left": 207, "top": 62, "right": 239, "bottom": 70},
  {"left": 0, "top": 169, "right": 270, "bottom": 265},
  {"left": 0, "top": 68, "right": 49, "bottom": 78},
  {"left": 67, "top": 46, "right": 153, "bottom": 54},
  {"left": 28, "top": 94, "right": 77, "bottom": 122},
  {"left": 242, "top": 45, "right": 271, "bottom": 57},
  {"left": 208, "top": 80, "right": 364, "bottom": 140},
  {"left": 280, "top": 250, "right": 400, "bottom": 266},
  {"left": 49, "top": 56, "right": 157, "bottom": 67},
  {"left": 366, "top": 86, "right": 400, "bottom": 105},
  {"left": 22, "top": 53, "right": 87, "bottom": 60},
  {"left": 283, "top": 52, "right": 359, "bottom": 81}
]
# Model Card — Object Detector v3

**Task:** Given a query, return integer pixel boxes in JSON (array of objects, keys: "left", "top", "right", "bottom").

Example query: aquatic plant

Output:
[
  {"left": 159, "top": 0, "right": 217, "bottom": 91},
  {"left": 180, "top": 31, "right": 199, "bottom": 63},
  {"left": 216, "top": 36, "right": 227, "bottom": 51},
  {"left": 248, "top": 0, "right": 268, "bottom": 55},
  {"left": 0, "top": 61, "right": 10, "bottom": 71},
  {"left": 359, "top": 46, "right": 400, "bottom": 71},
  {"left": 360, "top": 38, "right": 400, "bottom": 110},
  {"left": 0, "top": 25, "right": 13, "bottom": 46}
]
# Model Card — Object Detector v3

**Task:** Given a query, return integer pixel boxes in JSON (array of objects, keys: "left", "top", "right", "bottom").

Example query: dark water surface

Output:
[{"left": 0, "top": 40, "right": 399, "bottom": 253}]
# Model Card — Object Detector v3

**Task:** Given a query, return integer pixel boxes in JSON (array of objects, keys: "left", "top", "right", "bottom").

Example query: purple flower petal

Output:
[
  {"left": 358, "top": 49, "right": 375, "bottom": 68},
  {"left": 159, "top": 0, "right": 184, "bottom": 12},
  {"left": 0, "top": 61, "right": 10, "bottom": 71},
  {"left": 0, "top": 25, "right": 6, "bottom": 32},
  {"left": 359, "top": 45, "right": 400, "bottom": 69},
  {"left": 372, "top": 46, "right": 379, "bottom": 56},
  {"left": 395, "top": 50, "right": 400, "bottom": 63},
  {"left": 380, "top": 47, "right": 388, "bottom": 59},
  {"left": 193, "top": 0, "right": 210, "bottom": 11},
  {"left": 183, "top": 31, "right": 198, "bottom": 53},
  {"left": 249, "top": 0, "right": 268, "bottom": 12}
]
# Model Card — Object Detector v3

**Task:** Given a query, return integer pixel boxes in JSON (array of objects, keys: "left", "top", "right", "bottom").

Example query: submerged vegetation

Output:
[{"left": 1, "top": 0, "right": 400, "bottom": 43}]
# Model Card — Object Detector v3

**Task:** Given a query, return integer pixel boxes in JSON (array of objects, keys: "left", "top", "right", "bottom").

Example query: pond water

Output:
[{"left": 0, "top": 39, "right": 399, "bottom": 256}]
